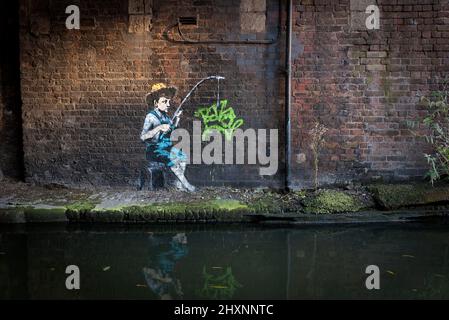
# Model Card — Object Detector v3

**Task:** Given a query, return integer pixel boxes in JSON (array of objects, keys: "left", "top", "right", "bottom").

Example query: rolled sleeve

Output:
[{"left": 140, "top": 113, "right": 159, "bottom": 142}]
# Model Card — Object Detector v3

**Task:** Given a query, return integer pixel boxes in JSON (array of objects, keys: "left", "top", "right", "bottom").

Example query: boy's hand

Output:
[{"left": 159, "top": 124, "right": 171, "bottom": 132}]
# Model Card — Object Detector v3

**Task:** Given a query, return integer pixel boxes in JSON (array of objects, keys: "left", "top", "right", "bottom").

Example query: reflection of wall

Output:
[
  {"left": 179, "top": 230, "right": 287, "bottom": 299},
  {"left": 25, "top": 232, "right": 153, "bottom": 299},
  {"left": 3, "top": 226, "right": 449, "bottom": 299},
  {"left": 286, "top": 227, "right": 449, "bottom": 299},
  {"left": 10, "top": 229, "right": 287, "bottom": 299},
  {"left": 0, "top": 234, "right": 29, "bottom": 299},
  {"left": 19, "top": 0, "right": 282, "bottom": 187}
]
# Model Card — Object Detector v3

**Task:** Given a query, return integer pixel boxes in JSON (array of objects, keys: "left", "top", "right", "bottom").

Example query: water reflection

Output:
[
  {"left": 0, "top": 223, "right": 449, "bottom": 299},
  {"left": 197, "top": 266, "right": 242, "bottom": 300},
  {"left": 143, "top": 233, "right": 188, "bottom": 300}
]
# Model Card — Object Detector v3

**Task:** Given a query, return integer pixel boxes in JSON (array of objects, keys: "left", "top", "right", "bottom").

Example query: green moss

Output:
[
  {"left": 92, "top": 205, "right": 127, "bottom": 212},
  {"left": 366, "top": 74, "right": 374, "bottom": 86},
  {"left": 65, "top": 200, "right": 98, "bottom": 220},
  {"left": 368, "top": 183, "right": 449, "bottom": 210},
  {"left": 66, "top": 201, "right": 97, "bottom": 213},
  {"left": 303, "top": 189, "right": 365, "bottom": 214},
  {"left": 22, "top": 206, "right": 68, "bottom": 222},
  {"left": 381, "top": 75, "right": 394, "bottom": 105},
  {"left": 23, "top": 206, "right": 66, "bottom": 215},
  {"left": 209, "top": 199, "right": 248, "bottom": 211},
  {"left": 248, "top": 197, "right": 282, "bottom": 214},
  {"left": 122, "top": 199, "right": 249, "bottom": 221},
  {"left": 295, "top": 190, "right": 307, "bottom": 199},
  {"left": 86, "top": 210, "right": 125, "bottom": 223}
]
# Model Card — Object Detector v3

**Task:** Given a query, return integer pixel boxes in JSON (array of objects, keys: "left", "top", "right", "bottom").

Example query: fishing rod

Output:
[
  {"left": 172, "top": 75, "right": 225, "bottom": 127},
  {"left": 157, "top": 75, "right": 225, "bottom": 141}
]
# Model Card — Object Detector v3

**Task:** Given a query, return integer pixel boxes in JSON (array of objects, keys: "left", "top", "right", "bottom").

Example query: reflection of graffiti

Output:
[
  {"left": 194, "top": 100, "right": 244, "bottom": 141},
  {"left": 143, "top": 233, "right": 189, "bottom": 300},
  {"left": 197, "top": 266, "right": 242, "bottom": 300}
]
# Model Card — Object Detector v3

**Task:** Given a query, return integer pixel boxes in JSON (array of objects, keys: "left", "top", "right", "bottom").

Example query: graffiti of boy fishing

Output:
[{"left": 140, "top": 76, "right": 279, "bottom": 192}]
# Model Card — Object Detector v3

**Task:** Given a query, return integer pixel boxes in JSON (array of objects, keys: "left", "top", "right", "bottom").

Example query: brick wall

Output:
[
  {"left": 0, "top": 0, "right": 23, "bottom": 180},
  {"left": 16, "top": 0, "right": 449, "bottom": 188},
  {"left": 19, "top": 0, "right": 283, "bottom": 187},
  {"left": 290, "top": 0, "right": 449, "bottom": 188}
]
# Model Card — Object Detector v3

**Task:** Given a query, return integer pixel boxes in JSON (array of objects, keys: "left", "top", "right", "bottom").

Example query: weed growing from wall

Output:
[{"left": 408, "top": 79, "right": 449, "bottom": 185}]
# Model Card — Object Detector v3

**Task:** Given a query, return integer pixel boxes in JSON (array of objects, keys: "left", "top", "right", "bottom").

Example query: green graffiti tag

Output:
[
  {"left": 196, "top": 266, "right": 243, "bottom": 300},
  {"left": 194, "top": 100, "right": 244, "bottom": 141}
]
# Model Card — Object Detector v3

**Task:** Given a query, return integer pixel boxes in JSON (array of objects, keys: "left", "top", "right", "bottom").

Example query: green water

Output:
[{"left": 0, "top": 222, "right": 449, "bottom": 299}]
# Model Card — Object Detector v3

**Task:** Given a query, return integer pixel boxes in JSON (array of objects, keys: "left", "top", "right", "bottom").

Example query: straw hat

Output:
[{"left": 145, "top": 83, "right": 177, "bottom": 106}]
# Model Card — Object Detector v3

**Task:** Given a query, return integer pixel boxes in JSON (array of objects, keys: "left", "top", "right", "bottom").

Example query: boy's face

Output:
[{"left": 155, "top": 96, "right": 170, "bottom": 112}]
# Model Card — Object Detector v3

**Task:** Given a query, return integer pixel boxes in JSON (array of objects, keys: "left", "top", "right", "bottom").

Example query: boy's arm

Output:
[
  {"left": 140, "top": 114, "right": 171, "bottom": 141},
  {"left": 140, "top": 114, "right": 160, "bottom": 141}
]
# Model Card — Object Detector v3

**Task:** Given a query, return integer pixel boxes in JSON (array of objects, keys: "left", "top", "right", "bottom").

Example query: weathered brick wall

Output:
[
  {"left": 291, "top": 0, "right": 449, "bottom": 188},
  {"left": 17, "top": 0, "right": 449, "bottom": 189},
  {"left": 0, "top": 0, "right": 23, "bottom": 180},
  {"left": 19, "top": 0, "right": 283, "bottom": 187}
]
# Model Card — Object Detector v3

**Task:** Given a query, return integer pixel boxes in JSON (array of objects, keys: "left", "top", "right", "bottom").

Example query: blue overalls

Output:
[{"left": 145, "top": 110, "right": 186, "bottom": 167}]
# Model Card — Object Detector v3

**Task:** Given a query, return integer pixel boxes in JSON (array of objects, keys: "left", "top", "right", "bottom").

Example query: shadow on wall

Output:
[{"left": 0, "top": 0, "right": 24, "bottom": 180}]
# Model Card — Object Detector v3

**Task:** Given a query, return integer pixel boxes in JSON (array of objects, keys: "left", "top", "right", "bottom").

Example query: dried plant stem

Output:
[{"left": 309, "top": 122, "right": 328, "bottom": 190}]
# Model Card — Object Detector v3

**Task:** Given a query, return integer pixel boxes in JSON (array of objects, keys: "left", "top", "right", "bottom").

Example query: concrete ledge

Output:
[
  {"left": 1, "top": 204, "right": 449, "bottom": 225},
  {"left": 24, "top": 206, "right": 68, "bottom": 223},
  {"left": 368, "top": 183, "right": 449, "bottom": 210},
  {"left": 2, "top": 181, "right": 449, "bottom": 225},
  {"left": 250, "top": 209, "right": 449, "bottom": 225},
  {"left": 0, "top": 200, "right": 253, "bottom": 224},
  {"left": 0, "top": 208, "right": 26, "bottom": 223}
]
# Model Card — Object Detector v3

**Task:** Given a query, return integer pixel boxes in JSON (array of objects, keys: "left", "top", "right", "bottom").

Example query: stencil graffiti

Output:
[
  {"left": 140, "top": 83, "right": 195, "bottom": 192},
  {"left": 154, "top": 135, "right": 187, "bottom": 168},
  {"left": 140, "top": 76, "right": 279, "bottom": 191},
  {"left": 140, "top": 78, "right": 228, "bottom": 192},
  {"left": 194, "top": 100, "right": 244, "bottom": 141}
]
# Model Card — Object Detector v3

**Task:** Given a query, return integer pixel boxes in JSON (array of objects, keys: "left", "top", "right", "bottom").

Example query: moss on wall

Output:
[
  {"left": 302, "top": 189, "right": 366, "bottom": 214},
  {"left": 368, "top": 183, "right": 449, "bottom": 210}
]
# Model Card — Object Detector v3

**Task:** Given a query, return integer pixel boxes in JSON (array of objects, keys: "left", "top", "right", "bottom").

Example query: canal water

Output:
[{"left": 0, "top": 222, "right": 448, "bottom": 299}]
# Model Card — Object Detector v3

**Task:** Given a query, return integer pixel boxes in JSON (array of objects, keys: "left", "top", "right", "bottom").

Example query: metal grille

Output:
[{"left": 178, "top": 16, "right": 198, "bottom": 26}]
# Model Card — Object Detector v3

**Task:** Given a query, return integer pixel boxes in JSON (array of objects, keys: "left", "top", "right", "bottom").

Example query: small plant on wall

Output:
[
  {"left": 407, "top": 79, "right": 449, "bottom": 185},
  {"left": 309, "top": 121, "right": 328, "bottom": 190}
]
